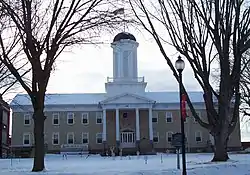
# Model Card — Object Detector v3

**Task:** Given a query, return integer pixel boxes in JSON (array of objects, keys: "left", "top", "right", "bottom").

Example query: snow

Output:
[
  {"left": 10, "top": 91, "right": 204, "bottom": 106},
  {"left": 1, "top": 153, "right": 250, "bottom": 175},
  {"left": 145, "top": 91, "right": 205, "bottom": 104},
  {"left": 10, "top": 93, "right": 106, "bottom": 106}
]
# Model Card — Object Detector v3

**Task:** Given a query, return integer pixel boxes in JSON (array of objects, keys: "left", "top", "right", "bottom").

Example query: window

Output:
[
  {"left": 96, "top": 112, "right": 102, "bottom": 124},
  {"left": 166, "top": 132, "right": 173, "bottom": 143},
  {"left": 123, "top": 112, "right": 128, "bottom": 118},
  {"left": 24, "top": 114, "right": 31, "bottom": 125},
  {"left": 96, "top": 133, "right": 102, "bottom": 144},
  {"left": 184, "top": 116, "right": 187, "bottom": 123},
  {"left": 195, "top": 131, "right": 202, "bottom": 142},
  {"left": 52, "top": 113, "right": 59, "bottom": 125},
  {"left": 67, "top": 132, "right": 74, "bottom": 144},
  {"left": 152, "top": 112, "right": 158, "bottom": 123},
  {"left": 67, "top": 113, "right": 74, "bottom": 125},
  {"left": 166, "top": 112, "right": 173, "bottom": 123},
  {"left": 52, "top": 132, "right": 59, "bottom": 145},
  {"left": 82, "top": 132, "right": 89, "bottom": 144},
  {"left": 82, "top": 113, "right": 89, "bottom": 125},
  {"left": 194, "top": 112, "right": 201, "bottom": 123},
  {"left": 153, "top": 132, "right": 159, "bottom": 143},
  {"left": 23, "top": 133, "right": 30, "bottom": 145}
]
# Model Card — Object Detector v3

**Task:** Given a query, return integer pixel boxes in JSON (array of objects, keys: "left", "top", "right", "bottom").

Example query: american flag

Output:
[{"left": 112, "top": 8, "right": 125, "bottom": 15}]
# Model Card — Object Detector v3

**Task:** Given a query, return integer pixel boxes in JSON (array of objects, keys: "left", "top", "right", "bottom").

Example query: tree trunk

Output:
[
  {"left": 32, "top": 108, "right": 45, "bottom": 172},
  {"left": 212, "top": 131, "right": 229, "bottom": 162}
]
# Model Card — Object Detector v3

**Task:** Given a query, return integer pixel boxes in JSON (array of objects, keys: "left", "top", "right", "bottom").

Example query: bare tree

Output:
[
  {"left": 130, "top": 0, "right": 250, "bottom": 161},
  {"left": 0, "top": 0, "right": 131, "bottom": 171},
  {"left": 240, "top": 50, "right": 250, "bottom": 116},
  {"left": 0, "top": 5, "right": 28, "bottom": 97},
  {"left": 211, "top": 50, "right": 250, "bottom": 127}
]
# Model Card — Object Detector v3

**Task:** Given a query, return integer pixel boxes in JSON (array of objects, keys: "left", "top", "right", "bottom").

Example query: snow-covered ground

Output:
[{"left": 0, "top": 153, "right": 250, "bottom": 175}]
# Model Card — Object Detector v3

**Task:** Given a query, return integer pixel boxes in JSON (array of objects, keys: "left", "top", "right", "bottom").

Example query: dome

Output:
[{"left": 113, "top": 32, "right": 136, "bottom": 42}]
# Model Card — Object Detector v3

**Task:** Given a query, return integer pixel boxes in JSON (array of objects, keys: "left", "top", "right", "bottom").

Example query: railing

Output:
[{"left": 107, "top": 77, "right": 145, "bottom": 83}]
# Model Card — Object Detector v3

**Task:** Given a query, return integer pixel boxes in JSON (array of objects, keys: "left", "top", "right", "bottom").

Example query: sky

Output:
[
  {"left": 45, "top": 30, "right": 201, "bottom": 95},
  {"left": 48, "top": 31, "right": 201, "bottom": 93}
]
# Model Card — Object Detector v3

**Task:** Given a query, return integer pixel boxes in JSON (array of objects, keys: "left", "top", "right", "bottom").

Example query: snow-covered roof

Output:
[
  {"left": 10, "top": 91, "right": 204, "bottom": 107},
  {"left": 144, "top": 92, "right": 204, "bottom": 104}
]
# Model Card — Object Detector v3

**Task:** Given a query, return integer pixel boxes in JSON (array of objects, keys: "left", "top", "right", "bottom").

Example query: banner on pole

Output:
[{"left": 181, "top": 94, "right": 187, "bottom": 119}]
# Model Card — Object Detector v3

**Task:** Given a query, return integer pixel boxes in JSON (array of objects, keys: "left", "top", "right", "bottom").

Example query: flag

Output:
[
  {"left": 181, "top": 94, "right": 187, "bottom": 119},
  {"left": 113, "top": 8, "right": 125, "bottom": 15}
]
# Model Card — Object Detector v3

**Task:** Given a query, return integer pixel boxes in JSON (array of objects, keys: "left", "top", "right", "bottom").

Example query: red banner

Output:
[{"left": 181, "top": 94, "right": 187, "bottom": 119}]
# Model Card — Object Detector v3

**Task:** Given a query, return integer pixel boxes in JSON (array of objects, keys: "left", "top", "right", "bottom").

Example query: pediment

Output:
[{"left": 100, "top": 93, "right": 155, "bottom": 104}]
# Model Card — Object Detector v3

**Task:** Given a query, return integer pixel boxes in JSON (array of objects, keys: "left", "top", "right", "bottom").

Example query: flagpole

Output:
[{"left": 123, "top": 8, "right": 126, "bottom": 32}]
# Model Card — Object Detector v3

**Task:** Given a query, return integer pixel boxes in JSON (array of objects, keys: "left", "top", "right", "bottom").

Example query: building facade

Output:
[
  {"left": 10, "top": 32, "right": 241, "bottom": 155},
  {"left": 0, "top": 96, "right": 10, "bottom": 158}
]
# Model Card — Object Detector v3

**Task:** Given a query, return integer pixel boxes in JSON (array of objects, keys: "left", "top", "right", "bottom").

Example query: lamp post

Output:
[{"left": 175, "top": 55, "right": 187, "bottom": 175}]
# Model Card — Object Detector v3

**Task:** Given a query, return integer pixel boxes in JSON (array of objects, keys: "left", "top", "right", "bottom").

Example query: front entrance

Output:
[{"left": 120, "top": 130, "right": 135, "bottom": 148}]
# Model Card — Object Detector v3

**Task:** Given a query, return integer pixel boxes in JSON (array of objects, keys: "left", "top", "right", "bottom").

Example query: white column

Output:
[
  {"left": 136, "top": 108, "right": 140, "bottom": 141},
  {"left": 116, "top": 108, "right": 120, "bottom": 141},
  {"left": 148, "top": 108, "right": 153, "bottom": 141},
  {"left": 119, "top": 50, "right": 123, "bottom": 78},
  {"left": 102, "top": 109, "right": 107, "bottom": 142}
]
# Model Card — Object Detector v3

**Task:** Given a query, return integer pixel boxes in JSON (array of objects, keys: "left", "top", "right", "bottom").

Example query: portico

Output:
[
  {"left": 102, "top": 108, "right": 153, "bottom": 147},
  {"left": 100, "top": 93, "right": 155, "bottom": 152}
]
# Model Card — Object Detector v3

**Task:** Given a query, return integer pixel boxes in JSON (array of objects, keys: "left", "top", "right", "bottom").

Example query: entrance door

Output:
[{"left": 120, "top": 130, "right": 135, "bottom": 148}]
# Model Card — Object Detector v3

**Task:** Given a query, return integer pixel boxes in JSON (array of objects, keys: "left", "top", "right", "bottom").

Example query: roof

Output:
[
  {"left": 113, "top": 32, "right": 136, "bottom": 42},
  {"left": 10, "top": 91, "right": 204, "bottom": 106},
  {"left": 145, "top": 92, "right": 204, "bottom": 104}
]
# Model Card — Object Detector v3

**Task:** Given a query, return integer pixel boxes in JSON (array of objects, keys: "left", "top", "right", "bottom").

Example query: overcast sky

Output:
[{"left": 46, "top": 31, "right": 200, "bottom": 94}]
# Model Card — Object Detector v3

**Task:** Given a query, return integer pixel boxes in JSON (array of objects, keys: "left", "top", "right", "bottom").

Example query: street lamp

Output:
[{"left": 175, "top": 55, "right": 187, "bottom": 175}]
